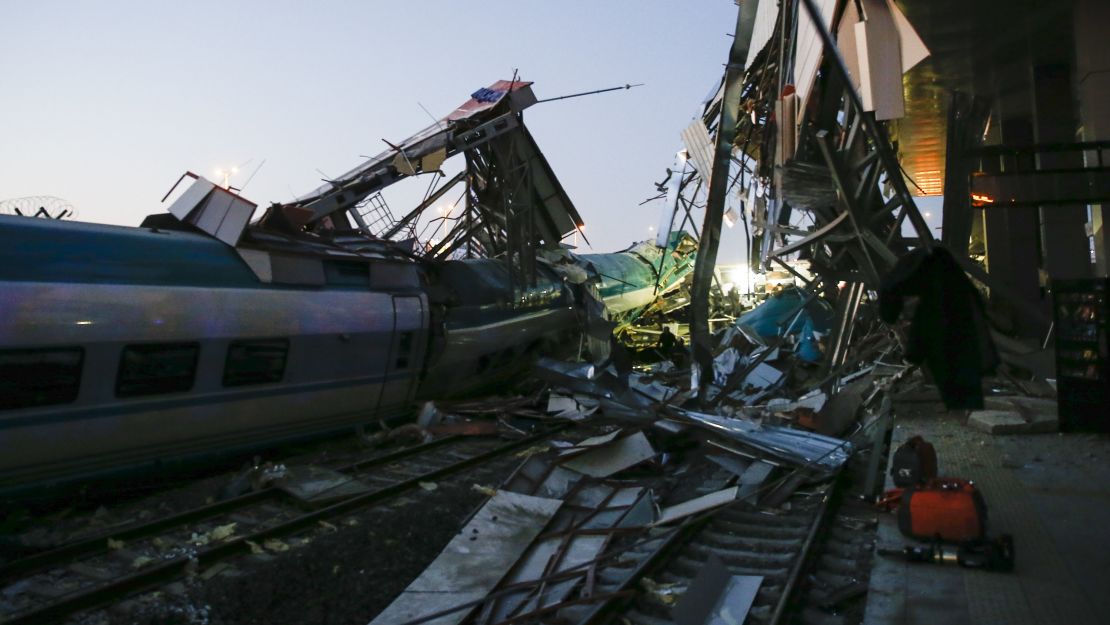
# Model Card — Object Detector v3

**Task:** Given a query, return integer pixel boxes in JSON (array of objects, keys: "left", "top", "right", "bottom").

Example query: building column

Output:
[
  {"left": 1075, "top": 0, "right": 1110, "bottom": 276},
  {"left": 983, "top": 115, "right": 1046, "bottom": 337},
  {"left": 1032, "top": 63, "right": 1091, "bottom": 280}
]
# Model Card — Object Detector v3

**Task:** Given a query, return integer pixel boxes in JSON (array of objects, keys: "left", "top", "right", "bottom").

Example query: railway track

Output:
[
  {"left": 787, "top": 498, "right": 877, "bottom": 625},
  {"left": 547, "top": 466, "right": 836, "bottom": 625},
  {"left": 0, "top": 426, "right": 567, "bottom": 624}
]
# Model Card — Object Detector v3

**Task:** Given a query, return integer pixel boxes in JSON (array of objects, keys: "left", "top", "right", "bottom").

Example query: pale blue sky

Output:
[
  {"left": 0, "top": 1, "right": 942, "bottom": 262},
  {"left": 0, "top": 0, "right": 758, "bottom": 257}
]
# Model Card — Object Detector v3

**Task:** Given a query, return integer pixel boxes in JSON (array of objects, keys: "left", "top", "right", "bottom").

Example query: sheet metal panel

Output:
[
  {"left": 446, "top": 79, "right": 534, "bottom": 121},
  {"left": 682, "top": 119, "right": 715, "bottom": 184},
  {"left": 745, "top": 0, "right": 781, "bottom": 69},
  {"left": 794, "top": 0, "right": 838, "bottom": 109},
  {"left": 369, "top": 491, "right": 561, "bottom": 625}
]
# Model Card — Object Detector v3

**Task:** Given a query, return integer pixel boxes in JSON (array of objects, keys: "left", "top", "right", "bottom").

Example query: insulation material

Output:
[
  {"left": 391, "top": 151, "right": 417, "bottom": 176},
  {"left": 420, "top": 147, "right": 447, "bottom": 172}
]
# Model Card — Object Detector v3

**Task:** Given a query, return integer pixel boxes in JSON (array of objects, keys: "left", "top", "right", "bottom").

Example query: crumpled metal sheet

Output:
[
  {"left": 676, "top": 409, "right": 852, "bottom": 472},
  {"left": 534, "top": 357, "right": 658, "bottom": 420}
]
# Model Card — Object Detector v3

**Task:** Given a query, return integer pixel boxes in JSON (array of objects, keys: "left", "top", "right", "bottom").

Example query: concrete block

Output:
[
  {"left": 979, "top": 397, "right": 1059, "bottom": 434},
  {"left": 969, "top": 410, "right": 1028, "bottom": 434},
  {"left": 1006, "top": 397, "right": 1060, "bottom": 433}
]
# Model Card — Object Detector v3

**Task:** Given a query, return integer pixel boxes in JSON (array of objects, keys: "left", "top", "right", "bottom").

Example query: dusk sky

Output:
[{"left": 1, "top": 1, "right": 940, "bottom": 263}]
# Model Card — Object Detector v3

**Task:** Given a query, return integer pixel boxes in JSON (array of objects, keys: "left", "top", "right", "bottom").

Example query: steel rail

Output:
[
  {"left": 0, "top": 434, "right": 465, "bottom": 584},
  {"left": 2, "top": 425, "right": 567, "bottom": 625},
  {"left": 767, "top": 476, "right": 839, "bottom": 625},
  {"left": 574, "top": 474, "right": 843, "bottom": 625}
]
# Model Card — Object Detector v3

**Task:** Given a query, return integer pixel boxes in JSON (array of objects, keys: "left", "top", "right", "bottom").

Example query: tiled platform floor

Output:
[{"left": 864, "top": 389, "right": 1110, "bottom": 625}]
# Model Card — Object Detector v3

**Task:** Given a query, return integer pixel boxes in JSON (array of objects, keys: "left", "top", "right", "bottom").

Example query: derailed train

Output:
[{"left": 0, "top": 195, "right": 694, "bottom": 499}]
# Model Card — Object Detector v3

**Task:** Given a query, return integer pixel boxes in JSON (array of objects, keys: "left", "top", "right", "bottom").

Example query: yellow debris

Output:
[
  {"left": 131, "top": 555, "right": 155, "bottom": 569},
  {"left": 209, "top": 523, "right": 237, "bottom": 541},
  {"left": 471, "top": 484, "right": 498, "bottom": 497},
  {"left": 263, "top": 538, "right": 290, "bottom": 552}
]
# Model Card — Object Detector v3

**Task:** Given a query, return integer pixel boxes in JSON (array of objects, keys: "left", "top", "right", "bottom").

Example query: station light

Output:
[{"left": 970, "top": 193, "right": 995, "bottom": 207}]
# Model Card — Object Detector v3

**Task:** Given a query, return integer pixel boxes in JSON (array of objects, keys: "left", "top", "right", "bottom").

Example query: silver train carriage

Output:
[{"left": 0, "top": 215, "right": 579, "bottom": 499}]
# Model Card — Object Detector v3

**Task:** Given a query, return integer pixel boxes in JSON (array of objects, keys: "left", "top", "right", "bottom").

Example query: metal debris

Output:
[
  {"left": 561, "top": 432, "right": 656, "bottom": 478},
  {"left": 276, "top": 466, "right": 373, "bottom": 505},
  {"left": 676, "top": 410, "right": 852, "bottom": 472},
  {"left": 655, "top": 487, "right": 740, "bottom": 526},
  {"left": 369, "top": 492, "right": 562, "bottom": 625},
  {"left": 672, "top": 555, "right": 762, "bottom": 625}
]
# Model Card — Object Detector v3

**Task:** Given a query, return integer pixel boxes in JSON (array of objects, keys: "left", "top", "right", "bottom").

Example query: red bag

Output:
[{"left": 898, "top": 478, "right": 987, "bottom": 542}]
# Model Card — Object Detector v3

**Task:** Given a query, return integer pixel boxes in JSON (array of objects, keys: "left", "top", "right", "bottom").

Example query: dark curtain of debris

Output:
[{"left": 879, "top": 245, "right": 999, "bottom": 409}]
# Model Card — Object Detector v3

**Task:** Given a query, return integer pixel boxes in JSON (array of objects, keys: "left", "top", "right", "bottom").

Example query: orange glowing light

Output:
[{"left": 970, "top": 193, "right": 995, "bottom": 207}]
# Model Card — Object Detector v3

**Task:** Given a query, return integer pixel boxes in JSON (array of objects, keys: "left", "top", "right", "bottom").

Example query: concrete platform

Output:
[{"left": 864, "top": 392, "right": 1110, "bottom": 625}]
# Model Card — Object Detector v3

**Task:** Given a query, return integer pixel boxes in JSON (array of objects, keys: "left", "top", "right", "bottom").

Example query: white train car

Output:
[{"left": 0, "top": 215, "right": 427, "bottom": 497}]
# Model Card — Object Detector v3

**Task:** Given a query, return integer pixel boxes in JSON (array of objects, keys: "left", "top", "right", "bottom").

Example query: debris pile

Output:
[{"left": 365, "top": 309, "right": 905, "bottom": 625}]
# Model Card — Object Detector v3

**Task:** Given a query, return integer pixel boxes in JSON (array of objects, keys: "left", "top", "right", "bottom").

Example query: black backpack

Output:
[{"left": 891, "top": 435, "right": 938, "bottom": 488}]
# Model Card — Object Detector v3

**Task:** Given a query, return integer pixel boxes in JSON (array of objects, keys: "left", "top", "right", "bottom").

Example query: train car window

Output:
[
  {"left": 116, "top": 343, "right": 199, "bottom": 397},
  {"left": 395, "top": 332, "right": 414, "bottom": 369},
  {"left": 223, "top": 339, "right": 289, "bottom": 386},
  {"left": 370, "top": 264, "right": 421, "bottom": 290},
  {"left": 323, "top": 261, "right": 370, "bottom": 287},
  {"left": 0, "top": 347, "right": 83, "bottom": 410}
]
